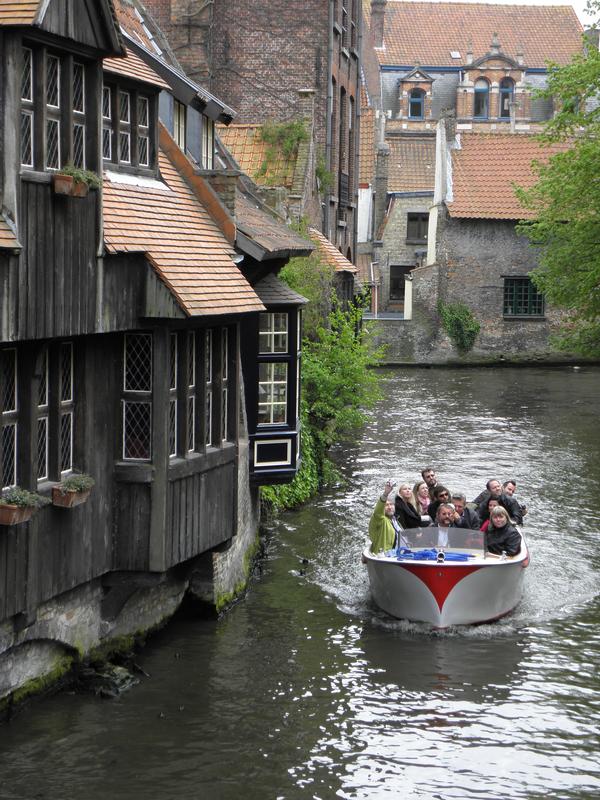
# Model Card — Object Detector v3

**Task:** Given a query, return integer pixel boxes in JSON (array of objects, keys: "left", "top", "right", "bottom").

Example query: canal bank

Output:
[{"left": 0, "top": 366, "right": 599, "bottom": 799}]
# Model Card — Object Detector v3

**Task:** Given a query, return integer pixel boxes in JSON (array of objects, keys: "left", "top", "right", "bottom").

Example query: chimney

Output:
[
  {"left": 490, "top": 32, "right": 501, "bottom": 56},
  {"left": 373, "top": 141, "right": 390, "bottom": 239},
  {"left": 516, "top": 44, "right": 525, "bottom": 66},
  {"left": 371, "top": 0, "right": 387, "bottom": 49},
  {"left": 466, "top": 40, "right": 473, "bottom": 65}
]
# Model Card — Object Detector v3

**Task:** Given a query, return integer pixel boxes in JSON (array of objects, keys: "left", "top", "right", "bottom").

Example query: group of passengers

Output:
[{"left": 369, "top": 467, "right": 523, "bottom": 557}]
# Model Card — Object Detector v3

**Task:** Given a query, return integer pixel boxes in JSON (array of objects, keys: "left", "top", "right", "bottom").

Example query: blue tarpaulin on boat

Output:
[{"left": 385, "top": 548, "right": 474, "bottom": 562}]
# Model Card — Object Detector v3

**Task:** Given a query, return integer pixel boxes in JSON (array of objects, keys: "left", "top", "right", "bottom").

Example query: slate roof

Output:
[
  {"left": 235, "top": 193, "right": 314, "bottom": 259},
  {"left": 448, "top": 132, "right": 570, "bottom": 220},
  {"left": 218, "top": 125, "right": 296, "bottom": 189},
  {"left": 103, "top": 133, "right": 264, "bottom": 317},
  {"left": 388, "top": 137, "right": 435, "bottom": 192},
  {"left": 253, "top": 273, "right": 308, "bottom": 306},
  {"left": 104, "top": 46, "right": 169, "bottom": 88},
  {"left": 309, "top": 228, "right": 358, "bottom": 273},
  {"left": 367, "top": 1, "right": 583, "bottom": 68}
]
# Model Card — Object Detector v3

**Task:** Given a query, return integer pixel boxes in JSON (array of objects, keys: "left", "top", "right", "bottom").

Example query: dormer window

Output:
[
  {"left": 409, "top": 89, "right": 425, "bottom": 119},
  {"left": 102, "top": 79, "right": 156, "bottom": 172},
  {"left": 20, "top": 44, "right": 93, "bottom": 172},
  {"left": 202, "top": 117, "right": 214, "bottom": 169},
  {"left": 474, "top": 78, "right": 490, "bottom": 119},
  {"left": 500, "top": 78, "right": 514, "bottom": 119}
]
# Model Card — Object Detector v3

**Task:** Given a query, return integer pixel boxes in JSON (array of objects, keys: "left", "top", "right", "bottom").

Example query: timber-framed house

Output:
[{"left": 0, "top": 0, "right": 310, "bottom": 703}]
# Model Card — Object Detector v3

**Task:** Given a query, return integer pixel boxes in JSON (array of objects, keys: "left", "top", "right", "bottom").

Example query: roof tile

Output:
[
  {"left": 104, "top": 45, "right": 169, "bottom": 89},
  {"left": 219, "top": 125, "right": 296, "bottom": 189},
  {"left": 235, "top": 193, "right": 314, "bottom": 257},
  {"left": 388, "top": 136, "right": 435, "bottom": 192},
  {"left": 0, "top": 0, "right": 39, "bottom": 25},
  {"left": 103, "top": 150, "right": 264, "bottom": 316},
  {"left": 309, "top": 228, "right": 357, "bottom": 273},
  {"left": 372, "top": 1, "right": 583, "bottom": 68},
  {"left": 448, "top": 132, "right": 569, "bottom": 219}
]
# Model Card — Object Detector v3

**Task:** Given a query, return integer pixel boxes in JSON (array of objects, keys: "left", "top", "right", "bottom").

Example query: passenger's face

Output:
[
  {"left": 488, "top": 499, "right": 500, "bottom": 512},
  {"left": 385, "top": 501, "right": 395, "bottom": 517},
  {"left": 489, "top": 480, "right": 502, "bottom": 497},
  {"left": 423, "top": 471, "right": 436, "bottom": 487},
  {"left": 491, "top": 513, "right": 506, "bottom": 528},
  {"left": 437, "top": 506, "right": 454, "bottom": 526},
  {"left": 453, "top": 499, "right": 465, "bottom": 515},
  {"left": 400, "top": 485, "right": 412, "bottom": 500},
  {"left": 504, "top": 482, "right": 516, "bottom": 496},
  {"left": 417, "top": 483, "right": 429, "bottom": 499}
]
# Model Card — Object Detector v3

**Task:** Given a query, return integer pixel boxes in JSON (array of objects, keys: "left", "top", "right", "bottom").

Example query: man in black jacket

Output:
[
  {"left": 450, "top": 493, "right": 480, "bottom": 529},
  {"left": 473, "top": 479, "right": 523, "bottom": 525}
]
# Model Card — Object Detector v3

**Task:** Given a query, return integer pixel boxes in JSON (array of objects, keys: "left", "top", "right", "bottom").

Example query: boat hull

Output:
[{"left": 364, "top": 540, "right": 528, "bottom": 627}]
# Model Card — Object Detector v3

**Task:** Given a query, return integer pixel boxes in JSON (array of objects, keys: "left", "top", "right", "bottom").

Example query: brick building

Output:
[
  {"left": 143, "top": 0, "right": 362, "bottom": 261},
  {"left": 360, "top": 0, "right": 584, "bottom": 360}
]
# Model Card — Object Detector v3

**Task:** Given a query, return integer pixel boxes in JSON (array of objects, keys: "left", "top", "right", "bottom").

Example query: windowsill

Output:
[
  {"left": 20, "top": 170, "right": 52, "bottom": 184},
  {"left": 168, "top": 443, "right": 236, "bottom": 479},
  {"left": 406, "top": 239, "right": 427, "bottom": 245},
  {"left": 341, "top": 47, "right": 350, "bottom": 60},
  {"left": 333, "top": 21, "right": 342, "bottom": 35},
  {"left": 503, "top": 315, "right": 546, "bottom": 321},
  {"left": 102, "top": 162, "right": 159, "bottom": 180}
]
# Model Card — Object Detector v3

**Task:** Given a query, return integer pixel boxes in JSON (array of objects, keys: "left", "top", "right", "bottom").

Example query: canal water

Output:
[{"left": 1, "top": 367, "right": 600, "bottom": 800}]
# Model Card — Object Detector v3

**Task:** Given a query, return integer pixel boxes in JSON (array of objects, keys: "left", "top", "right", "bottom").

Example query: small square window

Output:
[
  {"left": 406, "top": 213, "right": 428, "bottom": 244},
  {"left": 503, "top": 277, "right": 544, "bottom": 317}
]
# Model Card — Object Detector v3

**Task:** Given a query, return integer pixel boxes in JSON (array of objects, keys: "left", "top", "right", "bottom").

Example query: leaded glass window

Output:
[
  {"left": 21, "top": 48, "right": 34, "bottom": 167},
  {"left": 60, "top": 342, "right": 73, "bottom": 473},
  {"left": 1, "top": 349, "right": 17, "bottom": 489},
  {"left": 102, "top": 85, "right": 112, "bottom": 161},
  {"left": 169, "top": 333, "right": 178, "bottom": 458},
  {"left": 138, "top": 96, "right": 149, "bottom": 167},
  {"left": 205, "top": 329, "right": 213, "bottom": 446},
  {"left": 123, "top": 334, "right": 153, "bottom": 462},
  {"left": 188, "top": 331, "right": 196, "bottom": 452}
]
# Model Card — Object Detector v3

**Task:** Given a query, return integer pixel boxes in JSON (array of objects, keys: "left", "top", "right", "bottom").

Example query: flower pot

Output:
[
  {"left": 71, "top": 180, "right": 89, "bottom": 198},
  {"left": 53, "top": 173, "right": 74, "bottom": 196},
  {"left": 52, "top": 486, "right": 91, "bottom": 508},
  {"left": 0, "top": 504, "right": 34, "bottom": 526}
]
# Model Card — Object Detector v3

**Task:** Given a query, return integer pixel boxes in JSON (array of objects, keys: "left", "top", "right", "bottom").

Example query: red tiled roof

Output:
[
  {"left": 219, "top": 125, "right": 296, "bottom": 189},
  {"left": 309, "top": 228, "right": 357, "bottom": 273},
  {"left": 103, "top": 147, "right": 264, "bottom": 317},
  {"left": 0, "top": 1, "right": 40, "bottom": 25},
  {"left": 0, "top": 216, "right": 18, "bottom": 250},
  {"left": 388, "top": 136, "right": 435, "bottom": 192},
  {"left": 373, "top": 2, "right": 583, "bottom": 68},
  {"left": 113, "top": 0, "right": 156, "bottom": 51},
  {"left": 104, "top": 45, "right": 169, "bottom": 89},
  {"left": 360, "top": 107, "right": 377, "bottom": 185},
  {"left": 448, "top": 132, "right": 569, "bottom": 219}
]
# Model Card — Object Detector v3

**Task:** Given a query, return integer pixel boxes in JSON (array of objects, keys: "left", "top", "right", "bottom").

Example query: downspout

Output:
[
  {"left": 353, "top": 0, "right": 363, "bottom": 262},
  {"left": 324, "top": 0, "right": 334, "bottom": 237}
]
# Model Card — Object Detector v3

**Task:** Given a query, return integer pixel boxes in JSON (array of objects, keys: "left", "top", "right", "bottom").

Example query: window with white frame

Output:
[
  {"left": 59, "top": 342, "right": 74, "bottom": 473},
  {"left": 205, "top": 329, "right": 213, "bottom": 446},
  {"left": 258, "top": 363, "right": 288, "bottom": 425},
  {"left": 37, "top": 349, "right": 49, "bottom": 481},
  {"left": 1, "top": 349, "right": 18, "bottom": 489},
  {"left": 122, "top": 333, "right": 152, "bottom": 460},
  {"left": 169, "top": 333, "right": 178, "bottom": 458},
  {"left": 174, "top": 100, "right": 186, "bottom": 150},
  {"left": 221, "top": 328, "right": 229, "bottom": 442},
  {"left": 103, "top": 80, "right": 155, "bottom": 171},
  {"left": 187, "top": 331, "right": 196, "bottom": 452},
  {"left": 259, "top": 312, "right": 288, "bottom": 354},
  {"left": 20, "top": 48, "right": 34, "bottom": 168},
  {"left": 20, "top": 45, "right": 92, "bottom": 172},
  {"left": 202, "top": 117, "right": 214, "bottom": 169},
  {"left": 72, "top": 62, "right": 86, "bottom": 168}
]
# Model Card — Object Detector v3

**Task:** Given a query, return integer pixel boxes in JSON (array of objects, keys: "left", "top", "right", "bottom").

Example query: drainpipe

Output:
[
  {"left": 324, "top": 0, "right": 334, "bottom": 237},
  {"left": 353, "top": 0, "right": 363, "bottom": 261}
]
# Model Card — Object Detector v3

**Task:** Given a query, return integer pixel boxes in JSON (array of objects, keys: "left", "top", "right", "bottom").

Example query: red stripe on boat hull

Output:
[{"left": 399, "top": 564, "right": 483, "bottom": 611}]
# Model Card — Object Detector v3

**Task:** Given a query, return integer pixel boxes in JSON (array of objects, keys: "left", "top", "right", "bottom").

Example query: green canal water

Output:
[{"left": 1, "top": 367, "right": 599, "bottom": 799}]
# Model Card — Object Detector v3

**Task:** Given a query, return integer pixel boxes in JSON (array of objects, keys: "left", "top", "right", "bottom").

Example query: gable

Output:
[{"left": 38, "top": 0, "right": 123, "bottom": 56}]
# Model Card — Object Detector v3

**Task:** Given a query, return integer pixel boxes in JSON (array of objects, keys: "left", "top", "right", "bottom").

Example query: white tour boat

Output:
[{"left": 363, "top": 526, "right": 529, "bottom": 628}]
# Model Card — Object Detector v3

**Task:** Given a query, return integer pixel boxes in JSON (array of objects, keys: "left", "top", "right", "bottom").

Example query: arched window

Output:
[
  {"left": 473, "top": 78, "right": 489, "bottom": 119},
  {"left": 500, "top": 78, "right": 514, "bottom": 119},
  {"left": 409, "top": 88, "right": 425, "bottom": 119}
]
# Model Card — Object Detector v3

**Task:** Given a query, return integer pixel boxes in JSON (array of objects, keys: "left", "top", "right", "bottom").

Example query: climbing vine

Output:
[
  {"left": 438, "top": 301, "right": 481, "bottom": 354},
  {"left": 255, "top": 119, "right": 308, "bottom": 182}
]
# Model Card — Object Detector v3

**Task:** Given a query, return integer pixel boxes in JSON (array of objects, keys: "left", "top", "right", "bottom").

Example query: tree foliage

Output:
[
  {"left": 279, "top": 252, "right": 335, "bottom": 340},
  {"left": 516, "top": 26, "right": 600, "bottom": 355},
  {"left": 438, "top": 301, "right": 480, "bottom": 354}
]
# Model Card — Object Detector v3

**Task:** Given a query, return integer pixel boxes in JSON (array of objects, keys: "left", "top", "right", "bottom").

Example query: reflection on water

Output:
[{"left": 0, "top": 368, "right": 599, "bottom": 800}]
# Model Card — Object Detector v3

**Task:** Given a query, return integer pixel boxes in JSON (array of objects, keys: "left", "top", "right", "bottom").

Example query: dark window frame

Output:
[
  {"left": 102, "top": 77, "right": 158, "bottom": 175},
  {"left": 499, "top": 77, "right": 514, "bottom": 119},
  {"left": 409, "top": 88, "right": 425, "bottom": 119},
  {"left": 474, "top": 78, "right": 490, "bottom": 119},
  {"left": 20, "top": 42, "right": 95, "bottom": 173},
  {"left": 503, "top": 277, "right": 545, "bottom": 318},
  {"left": 406, "top": 212, "right": 429, "bottom": 244}
]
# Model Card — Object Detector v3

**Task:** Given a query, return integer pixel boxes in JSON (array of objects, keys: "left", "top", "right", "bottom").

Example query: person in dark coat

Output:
[
  {"left": 485, "top": 506, "right": 521, "bottom": 556},
  {"left": 450, "top": 493, "right": 480, "bottom": 530},
  {"left": 421, "top": 466, "right": 438, "bottom": 499},
  {"left": 427, "top": 484, "right": 450, "bottom": 524},
  {"left": 394, "top": 483, "right": 422, "bottom": 529},
  {"left": 473, "top": 479, "right": 523, "bottom": 525}
]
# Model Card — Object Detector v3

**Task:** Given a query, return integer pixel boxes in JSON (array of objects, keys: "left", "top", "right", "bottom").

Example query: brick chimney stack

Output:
[{"left": 371, "top": 0, "right": 387, "bottom": 49}]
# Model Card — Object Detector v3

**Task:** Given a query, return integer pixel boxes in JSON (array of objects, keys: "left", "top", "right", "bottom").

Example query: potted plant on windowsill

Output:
[
  {"left": 52, "top": 165, "right": 102, "bottom": 198},
  {"left": 51, "top": 473, "right": 95, "bottom": 508},
  {"left": 0, "top": 487, "right": 51, "bottom": 526}
]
